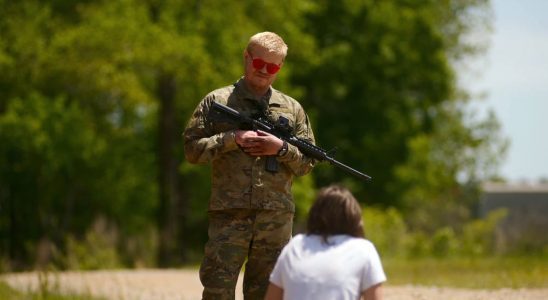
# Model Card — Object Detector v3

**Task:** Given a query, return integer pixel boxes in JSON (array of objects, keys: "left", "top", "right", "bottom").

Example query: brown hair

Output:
[{"left": 306, "top": 185, "right": 365, "bottom": 243}]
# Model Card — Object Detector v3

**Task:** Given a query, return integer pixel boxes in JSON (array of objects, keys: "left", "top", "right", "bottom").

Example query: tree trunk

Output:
[{"left": 156, "top": 72, "right": 185, "bottom": 267}]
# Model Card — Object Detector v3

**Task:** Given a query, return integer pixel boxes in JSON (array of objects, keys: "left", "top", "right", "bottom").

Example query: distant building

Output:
[{"left": 481, "top": 182, "right": 548, "bottom": 252}]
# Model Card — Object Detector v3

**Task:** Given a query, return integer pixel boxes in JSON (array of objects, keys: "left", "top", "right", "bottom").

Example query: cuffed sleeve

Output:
[
  {"left": 184, "top": 97, "right": 239, "bottom": 164},
  {"left": 275, "top": 101, "right": 316, "bottom": 176}
]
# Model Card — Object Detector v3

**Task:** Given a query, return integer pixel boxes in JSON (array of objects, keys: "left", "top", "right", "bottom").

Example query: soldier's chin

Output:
[{"left": 252, "top": 76, "right": 271, "bottom": 86}]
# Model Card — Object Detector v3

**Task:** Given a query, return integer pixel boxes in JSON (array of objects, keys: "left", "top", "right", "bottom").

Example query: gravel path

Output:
[{"left": 2, "top": 269, "right": 548, "bottom": 300}]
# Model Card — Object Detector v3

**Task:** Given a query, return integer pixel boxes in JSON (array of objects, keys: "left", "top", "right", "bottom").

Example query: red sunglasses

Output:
[{"left": 249, "top": 54, "right": 281, "bottom": 74}]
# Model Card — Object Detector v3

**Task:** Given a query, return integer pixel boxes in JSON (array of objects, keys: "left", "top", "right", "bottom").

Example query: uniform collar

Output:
[{"left": 234, "top": 77, "right": 272, "bottom": 104}]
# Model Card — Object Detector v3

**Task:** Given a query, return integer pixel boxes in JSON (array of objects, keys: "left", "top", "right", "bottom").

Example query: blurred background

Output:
[
  {"left": 468, "top": 0, "right": 548, "bottom": 183},
  {"left": 1, "top": 0, "right": 546, "bottom": 274}
]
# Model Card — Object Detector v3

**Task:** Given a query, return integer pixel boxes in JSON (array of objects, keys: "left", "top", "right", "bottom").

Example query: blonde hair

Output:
[{"left": 246, "top": 32, "right": 288, "bottom": 58}]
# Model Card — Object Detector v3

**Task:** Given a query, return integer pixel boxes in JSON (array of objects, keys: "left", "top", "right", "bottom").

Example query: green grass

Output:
[
  {"left": 0, "top": 280, "right": 104, "bottom": 300},
  {"left": 3, "top": 256, "right": 546, "bottom": 298},
  {"left": 383, "top": 256, "right": 548, "bottom": 289}
]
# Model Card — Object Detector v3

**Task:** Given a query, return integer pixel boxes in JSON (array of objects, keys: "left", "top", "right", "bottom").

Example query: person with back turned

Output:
[
  {"left": 265, "top": 185, "right": 386, "bottom": 300},
  {"left": 183, "top": 31, "right": 316, "bottom": 299}
]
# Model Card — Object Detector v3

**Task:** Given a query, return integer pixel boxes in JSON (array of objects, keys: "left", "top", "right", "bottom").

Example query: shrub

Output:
[
  {"left": 363, "top": 207, "right": 407, "bottom": 257},
  {"left": 61, "top": 217, "right": 121, "bottom": 270},
  {"left": 460, "top": 208, "right": 507, "bottom": 256},
  {"left": 362, "top": 206, "right": 509, "bottom": 259},
  {"left": 431, "top": 227, "right": 459, "bottom": 257}
]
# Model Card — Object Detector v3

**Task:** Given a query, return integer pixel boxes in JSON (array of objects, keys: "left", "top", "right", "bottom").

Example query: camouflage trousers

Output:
[{"left": 199, "top": 208, "right": 293, "bottom": 300}]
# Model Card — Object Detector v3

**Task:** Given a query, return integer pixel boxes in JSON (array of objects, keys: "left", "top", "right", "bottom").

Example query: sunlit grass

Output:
[
  {"left": 0, "top": 280, "right": 104, "bottom": 300},
  {"left": 383, "top": 256, "right": 548, "bottom": 289},
  {"left": 2, "top": 256, "right": 546, "bottom": 298}
]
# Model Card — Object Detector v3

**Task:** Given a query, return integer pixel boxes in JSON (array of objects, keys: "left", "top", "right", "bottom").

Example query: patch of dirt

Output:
[{"left": 2, "top": 270, "right": 547, "bottom": 300}]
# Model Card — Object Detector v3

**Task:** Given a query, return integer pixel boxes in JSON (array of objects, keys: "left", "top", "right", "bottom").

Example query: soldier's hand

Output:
[
  {"left": 234, "top": 130, "right": 258, "bottom": 146},
  {"left": 237, "top": 130, "right": 283, "bottom": 156}
]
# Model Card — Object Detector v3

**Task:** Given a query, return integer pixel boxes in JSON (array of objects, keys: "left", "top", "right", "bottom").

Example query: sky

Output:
[{"left": 468, "top": 0, "right": 548, "bottom": 182}]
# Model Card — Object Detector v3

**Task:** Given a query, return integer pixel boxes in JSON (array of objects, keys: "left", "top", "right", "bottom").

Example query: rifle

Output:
[{"left": 209, "top": 101, "right": 372, "bottom": 181}]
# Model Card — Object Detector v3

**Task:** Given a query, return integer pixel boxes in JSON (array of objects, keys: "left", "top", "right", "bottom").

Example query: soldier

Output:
[{"left": 183, "top": 32, "right": 316, "bottom": 299}]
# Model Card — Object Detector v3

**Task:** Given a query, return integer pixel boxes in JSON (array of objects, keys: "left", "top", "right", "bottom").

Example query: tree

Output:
[
  {"left": 0, "top": 0, "right": 506, "bottom": 269},
  {"left": 293, "top": 0, "right": 501, "bottom": 213}
]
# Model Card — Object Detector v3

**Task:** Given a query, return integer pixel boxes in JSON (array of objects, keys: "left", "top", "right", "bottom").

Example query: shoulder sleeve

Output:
[
  {"left": 277, "top": 98, "right": 317, "bottom": 176},
  {"left": 360, "top": 241, "right": 387, "bottom": 291},
  {"left": 183, "top": 92, "right": 239, "bottom": 164}
]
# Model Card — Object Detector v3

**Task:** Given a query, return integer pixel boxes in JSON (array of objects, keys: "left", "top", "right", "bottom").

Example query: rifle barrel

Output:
[
  {"left": 211, "top": 101, "right": 372, "bottom": 181},
  {"left": 325, "top": 157, "right": 372, "bottom": 181}
]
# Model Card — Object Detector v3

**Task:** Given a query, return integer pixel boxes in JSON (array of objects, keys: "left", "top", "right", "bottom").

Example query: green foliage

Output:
[
  {"left": 0, "top": 93, "right": 109, "bottom": 265},
  {"left": 295, "top": 0, "right": 499, "bottom": 211},
  {"left": 363, "top": 207, "right": 508, "bottom": 258},
  {"left": 393, "top": 107, "right": 508, "bottom": 233},
  {"left": 292, "top": 175, "right": 317, "bottom": 224},
  {"left": 363, "top": 207, "right": 407, "bottom": 257},
  {"left": 1, "top": 0, "right": 513, "bottom": 269},
  {"left": 0, "top": 91, "right": 156, "bottom": 269},
  {"left": 460, "top": 208, "right": 507, "bottom": 256},
  {"left": 430, "top": 227, "right": 459, "bottom": 257},
  {"left": 62, "top": 218, "right": 122, "bottom": 270},
  {"left": 384, "top": 256, "right": 548, "bottom": 289},
  {"left": 404, "top": 231, "right": 431, "bottom": 258},
  {"left": 48, "top": 216, "right": 158, "bottom": 270}
]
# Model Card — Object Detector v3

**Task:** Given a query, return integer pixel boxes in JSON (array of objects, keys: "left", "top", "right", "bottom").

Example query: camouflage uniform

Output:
[{"left": 184, "top": 78, "right": 315, "bottom": 299}]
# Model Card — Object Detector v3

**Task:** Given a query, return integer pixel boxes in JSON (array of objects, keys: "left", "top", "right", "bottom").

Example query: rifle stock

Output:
[{"left": 210, "top": 101, "right": 372, "bottom": 181}]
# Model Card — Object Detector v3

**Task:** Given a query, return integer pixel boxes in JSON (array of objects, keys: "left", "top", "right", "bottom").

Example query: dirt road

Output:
[{"left": 2, "top": 269, "right": 547, "bottom": 300}]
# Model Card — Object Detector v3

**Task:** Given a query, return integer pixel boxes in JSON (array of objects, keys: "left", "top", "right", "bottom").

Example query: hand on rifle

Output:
[{"left": 235, "top": 130, "right": 284, "bottom": 156}]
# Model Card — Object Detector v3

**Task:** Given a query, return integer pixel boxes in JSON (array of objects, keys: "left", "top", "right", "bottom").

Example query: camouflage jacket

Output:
[{"left": 183, "top": 78, "right": 316, "bottom": 212}]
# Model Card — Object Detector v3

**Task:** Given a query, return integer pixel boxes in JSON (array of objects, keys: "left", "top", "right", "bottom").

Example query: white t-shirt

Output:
[{"left": 269, "top": 234, "right": 386, "bottom": 300}]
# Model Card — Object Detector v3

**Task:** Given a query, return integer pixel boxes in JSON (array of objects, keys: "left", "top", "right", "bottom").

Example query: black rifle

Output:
[{"left": 209, "top": 101, "right": 372, "bottom": 181}]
